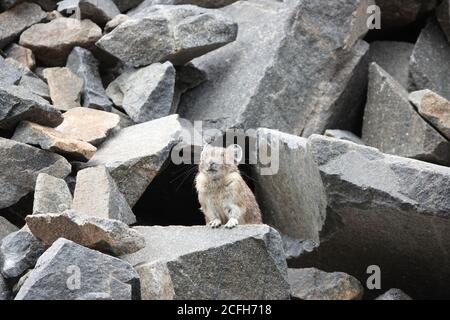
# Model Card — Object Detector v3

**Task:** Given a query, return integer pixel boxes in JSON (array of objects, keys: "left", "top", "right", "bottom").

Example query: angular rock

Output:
[
  {"left": 0, "top": 55, "right": 22, "bottom": 86},
  {"left": 252, "top": 129, "right": 327, "bottom": 258},
  {"left": 0, "top": 216, "right": 18, "bottom": 241},
  {"left": 368, "top": 41, "right": 413, "bottom": 88},
  {"left": 12, "top": 121, "right": 97, "bottom": 161},
  {"left": 66, "top": 47, "right": 113, "bottom": 111},
  {"left": 0, "top": 138, "right": 71, "bottom": 209},
  {"left": 112, "top": 0, "right": 143, "bottom": 12},
  {"left": 409, "top": 19, "right": 450, "bottom": 100},
  {"left": 78, "top": 0, "right": 120, "bottom": 26},
  {"left": 362, "top": 63, "right": 450, "bottom": 166},
  {"left": 18, "top": 72, "right": 51, "bottom": 100},
  {"left": 15, "top": 238, "right": 140, "bottom": 300},
  {"left": 376, "top": 0, "right": 438, "bottom": 29},
  {"left": 106, "top": 62, "right": 175, "bottom": 123},
  {"left": 96, "top": 5, "right": 238, "bottom": 67},
  {"left": 111, "top": 107, "right": 135, "bottom": 129},
  {"left": 324, "top": 129, "right": 365, "bottom": 145},
  {"left": 33, "top": 173, "right": 72, "bottom": 214},
  {"left": 172, "top": 62, "right": 206, "bottom": 110},
  {"left": 131, "top": 0, "right": 242, "bottom": 13},
  {"left": 12, "top": 269, "right": 31, "bottom": 296},
  {"left": 376, "top": 288, "right": 413, "bottom": 300},
  {"left": 5, "top": 44, "right": 36, "bottom": 70},
  {"left": 300, "top": 135, "right": 450, "bottom": 299},
  {"left": 87, "top": 114, "right": 189, "bottom": 206},
  {"left": 26, "top": 210, "right": 145, "bottom": 255},
  {"left": 437, "top": 0, "right": 450, "bottom": 43},
  {"left": 0, "top": 2, "right": 47, "bottom": 49},
  {"left": 56, "top": 0, "right": 79, "bottom": 14},
  {"left": 19, "top": 17, "right": 102, "bottom": 66},
  {"left": 122, "top": 225, "right": 289, "bottom": 300},
  {"left": 43, "top": 67, "right": 84, "bottom": 111},
  {"left": 0, "top": 229, "right": 45, "bottom": 280},
  {"left": 0, "top": 84, "right": 62, "bottom": 130},
  {"left": 73, "top": 166, "right": 136, "bottom": 225},
  {"left": 288, "top": 268, "right": 363, "bottom": 300},
  {"left": 179, "top": 0, "right": 370, "bottom": 137},
  {"left": 55, "top": 107, "right": 120, "bottom": 146},
  {"left": 0, "top": 274, "right": 10, "bottom": 300}
]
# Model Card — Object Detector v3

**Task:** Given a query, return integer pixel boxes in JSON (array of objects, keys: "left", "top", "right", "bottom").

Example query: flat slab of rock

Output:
[
  {"left": 73, "top": 166, "right": 136, "bottom": 225},
  {"left": 19, "top": 17, "right": 102, "bottom": 66},
  {"left": 0, "top": 2, "right": 47, "bottom": 49},
  {"left": 362, "top": 63, "right": 450, "bottom": 166},
  {"left": 179, "top": 0, "right": 370, "bottom": 137},
  {"left": 87, "top": 114, "right": 189, "bottom": 206},
  {"left": 55, "top": 107, "right": 120, "bottom": 146},
  {"left": 33, "top": 173, "right": 72, "bottom": 214},
  {"left": 0, "top": 137, "right": 71, "bottom": 210},
  {"left": 288, "top": 268, "right": 363, "bottom": 300},
  {"left": 79, "top": 0, "right": 120, "bottom": 26},
  {"left": 15, "top": 238, "right": 140, "bottom": 300},
  {"left": 5, "top": 44, "right": 36, "bottom": 70},
  {"left": 43, "top": 67, "right": 84, "bottom": 111},
  {"left": 96, "top": 4, "right": 238, "bottom": 67},
  {"left": 121, "top": 225, "right": 289, "bottom": 300},
  {"left": 106, "top": 62, "right": 175, "bottom": 123},
  {"left": 0, "top": 217, "right": 18, "bottom": 242},
  {"left": 409, "top": 90, "right": 450, "bottom": 141},
  {"left": 12, "top": 121, "right": 97, "bottom": 161},
  {"left": 376, "top": 288, "right": 412, "bottom": 300},
  {"left": 26, "top": 210, "right": 145, "bottom": 255}
]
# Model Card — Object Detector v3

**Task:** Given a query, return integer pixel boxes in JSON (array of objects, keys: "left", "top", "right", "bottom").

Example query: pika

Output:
[{"left": 195, "top": 144, "right": 263, "bottom": 229}]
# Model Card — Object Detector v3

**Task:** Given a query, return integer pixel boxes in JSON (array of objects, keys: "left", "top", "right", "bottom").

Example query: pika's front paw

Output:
[
  {"left": 225, "top": 218, "right": 239, "bottom": 229},
  {"left": 209, "top": 219, "right": 222, "bottom": 228}
]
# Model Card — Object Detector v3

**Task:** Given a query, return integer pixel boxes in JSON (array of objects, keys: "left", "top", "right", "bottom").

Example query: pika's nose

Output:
[{"left": 208, "top": 162, "right": 217, "bottom": 170}]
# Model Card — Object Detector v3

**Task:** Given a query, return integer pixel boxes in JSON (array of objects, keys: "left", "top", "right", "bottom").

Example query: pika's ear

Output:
[{"left": 226, "top": 144, "right": 243, "bottom": 164}]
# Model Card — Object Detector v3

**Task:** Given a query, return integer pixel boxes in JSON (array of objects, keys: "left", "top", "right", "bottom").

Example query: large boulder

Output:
[
  {"left": 0, "top": 217, "right": 18, "bottom": 242},
  {"left": 121, "top": 225, "right": 289, "bottom": 300},
  {"left": 33, "top": 173, "right": 72, "bottom": 214},
  {"left": 15, "top": 238, "right": 140, "bottom": 300},
  {"left": 0, "top": 138, "right": 71, "bottom": 210},
  {"left": 178, "top": 0, "right": 370, "bottom": 137}
]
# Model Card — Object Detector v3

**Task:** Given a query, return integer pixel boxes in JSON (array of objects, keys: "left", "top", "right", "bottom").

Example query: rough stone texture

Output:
[
  {"left": 0, "top": 216, "right": 18, "bottom": 241},
  {"left": 368, "top": 41, "right": 414, "bottom": 88},
  {"left": 33, "top": 173, "right": 72, "bottom": 214},
  {"left": 15, "top": 238, "right": 140, "bottom": 300},
  {"left": 0, "top": 274, "right": 10, "bottom": 300},
  {"left": 172, "top": 62, "right": 206, "bottom": 110},
  {"left": 19, "top": 17, "right": 102, "bottom": 66},
  {"left": 106, "top": 62, "right": 175, "bottom": 123},
  {"left": 409, "top": 90, "right": 450, "bottom": 141},
  {"left": 0, "top": 84, "right": 63, "bottom": 130},
  {"left": 78, "top": 0, "right": 120, "bottom": 26},
  {"left": 66, "top": 47, "right": 113, "bottom": 111},
  {"left": 298, "top": 135, "right": 450, "bottom": 299},
  {"left": 179, "top": 0, "right": 370, "bottom": 137},
  {"left": 55, "top": 107, "right": 120, "bottom": 146},
  {"left": 376, "top": 288, "right": 413, "bottom": 300},
  {"left": 362, "top": 63, "right": 450, "bottom": 166},
  {"left": 5, "top": 44, "right": 36, "bottom": 70},
  {"left": 252, "top": 129, "right": 327, "bottom": 258},
  {"left": 12, "top": 121, "right": 97, "bottom": 161},
  {"left": 376, "top": 0, "right": 438, "bottom": 29},
  {"left": 104, "top": 13, "right": 129, "bottom": 32},
  {"left": 437, "top": 0, "right": 450, "bottom": 43},
  {"left": 96, "top": 5, "right": 238, "bottom": 67},
  {"left": 409, "top": 19, "right": 450, "bottom": 101},
  {"left": 324, "top": 129, "right": 365, "bottom": 145},
  {"left": 0, "top": 55, "right": 22, "bottom": 86},
  {"left": 43, "top": 67, "right": 84, "bottom": 111},
  {"left": 73, "top": 166, "right": 136, "bottom": 225},
  {"left": 288, "top": 268, "right": 363, "bottom": 300},
  {"left": 0, "top": 229, "right": 45, "bottom": 280},
  {"left": 87, "top": 114, "right": 189, "bottom": 207},
  {"left": 0, "top": 2, "right": 47, "bottom": 49},
  {"left": 121, "top": 225, "right": 289, "bottom": 300},
  {"left": 0, "top": 137, "right": 71, "bottom": 210},
  {"left": 26, "top": 210, "right": 145, "bottom": 255}
]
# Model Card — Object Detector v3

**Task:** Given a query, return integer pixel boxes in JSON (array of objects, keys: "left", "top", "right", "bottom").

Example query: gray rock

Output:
[
  {"left": 0, "top": 217, "right": 18, "bottom": 242},
  {"left": 252, "top": 129, "right": 327, "bottom": 258},
  {"left": 362, "top": 63, "right": 450, "bottom": 166},
  {"left": 0, "top": 274, "right": 10, "bottom": 300},
  {"left": 0, "top": 229, "right": 45, "bottom": 280},
  {"left": 18, "top": 73, "right": 51, "bottom": 100},
  {"left": 437, "top": 0, "right": 450, "bottom": 43},
  {"left": 26, "top": 210, "right": 145, "bottom": 255},
  {"left": 56, "top": 0, "right": 79, "bottom": 14},
  {"left": 376, "top": 288, "right": 413, "bottom": 300},
  {"left": 112, "top": 0, "right": 144, "bottom": 12},
  {"left": 87, "top": 114, "right": 189, "bottom": 207},
  {"left": 172, "top": 62, "right": 206, "bottom": 111},
  {"left": 0, "top": 2, "right": 47, "bottom": 49},
  {"left": 111, "top": 107, "right": 135, "bottom": 129},
  {"left": 301, "top": 135, "right": 450, "bottom": 299},
  {"left": 73, "top": 166, "right": 136, "bottom": 225},
  {"left": 106, "top": 62, "right": 175, "bottom": 123},
  {"left": 368, "top": 41, "right": 414, "bottom": 88},
  {"left": 409, "top": 19, "right": 450, "bottom": 101},
  {"left": 0, "top": 138, "right": 71, "bottom": 210},
  {"left": 131, "top": 0, "right": 239, "bottom": 13},
  {"left": 5, "top": 43, "right": 36, "bottom": 70},
  {"left": 324, "top": 129, "right": 365, "bottom": 145},
  {"left": 33, "top": 173, "right": 72, "bottom": 214},
  {"left": 15, "top": 238, "right": 140, "bottom": 300},
  {"left": 288, "top": 268, "right": 363, "bottom": 300},
  {"left": 11, "top": 269, "right": 31, "bottom": 296},
  {"left": 376, "top": 0, "right": 438, "bottom": 29},
  {"left": 66, "top": 47, "right": 113, "bottom": 111},
  {"left": 78, "top": 0, "right": 120, "bottom": 26},
  {"left": 121, "top": 225, "right": 289, "bottom": 300},
  {"left": 96, "top": 5, "right": 238, "bottom": 67},
  {"left": 179, "top": 0, "right": 370, "bottom": 137},
  {"left": 0, "top": 55, "right": 23, "bottom": 86}
]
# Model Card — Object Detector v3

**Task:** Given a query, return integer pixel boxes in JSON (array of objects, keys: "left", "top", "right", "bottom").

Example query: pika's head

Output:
[{"left": 199, "top": 144, "right": 243, "bottom": 179}]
